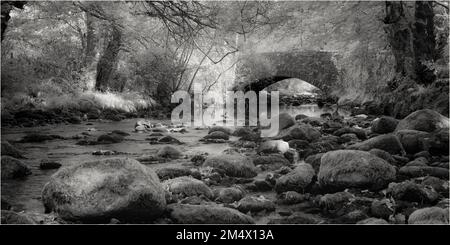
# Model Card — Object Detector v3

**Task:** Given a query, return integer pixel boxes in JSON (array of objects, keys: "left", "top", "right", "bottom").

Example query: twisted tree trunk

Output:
[{"left": 95, "top": 25, "right": 122, "bottom": 91}]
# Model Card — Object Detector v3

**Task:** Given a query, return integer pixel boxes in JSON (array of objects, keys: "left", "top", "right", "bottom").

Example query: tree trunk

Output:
[
  {"left": 384, "top": 1, "right": 436, "bottom": 83},
  {"left": 95, "top": 25, "right": 122, "bottom": 91},
  {"left": 83, "top": 11, "right": 96, "bottom": 66},
  {"left": 384, "top": 1, "right": 415, "bottom": 77},
  {"left": 413, "top": 1, "right": 436, "bottom": 84}
]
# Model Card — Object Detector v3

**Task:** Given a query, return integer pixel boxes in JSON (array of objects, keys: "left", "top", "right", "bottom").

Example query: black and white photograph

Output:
[{"left": 0, "top": 0, "right": 449, "bottom": 231}]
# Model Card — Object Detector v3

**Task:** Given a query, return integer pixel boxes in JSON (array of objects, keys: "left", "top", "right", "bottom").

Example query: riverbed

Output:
[{"left": 1, "top": 104, "right": 343, "bottom": 223}]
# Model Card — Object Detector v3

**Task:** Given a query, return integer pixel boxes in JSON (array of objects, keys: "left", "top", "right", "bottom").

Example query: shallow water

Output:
[{"left": 1, "top": 104, "right": 337, "bottom": 219}]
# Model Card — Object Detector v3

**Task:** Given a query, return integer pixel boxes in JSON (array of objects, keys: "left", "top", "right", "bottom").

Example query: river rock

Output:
[
  {"left": 371, "top": 116, "right": 399, "bottom": 134},
  {"left": 253, "top": 154, "right": 291, "bottom": 171},
  {"left": 1, "top": 156, "right": 31, "bottom": 179},
  {"left": 334, "top": 127, "right": 367, "bottom": 140},
  {"left": 347, "top": 134, "right": 405, "bottom": 155},
  {"left": 268, "top": 212, "right": 323, "bottom": 224},
  {"left": 237, "top": 195, "right": 276, "bottom": 213},
  {"left": 157, "top": 135, "right": 182, "bottom": 144},
  {"left": 387, "top": 180, "right": 439, "bottom": 204},
  {"left": 1, "top": 210, "right": 37, "bottom": 224},
  {"left": 156, "top": 146, "right": 182, "bottom": 159},
  {"left": 395, "top": 130, "right": 430, "bottom": 154},
  {"left": 305, "top": 153, "right": 325, "bottom": 173},
  {"left": 340, "top": 133, "right": 359, "bottom": 143},
  {"left": 398, "top": 165, "right": 449, "bottom": 179},
  {"left": 276, "top": 112, "right": 296, "bottom": 130},
  {"left": 208, "top": 126, "right": 233, "bottom": 135},
  {"left": 295, "top": 114, "right": 309, "bottom": 120},
  {"left": 370, "top": 199, "right": 394, "bottom": 220},
  {"left": 427, "top": 128, "right": 449, "bottom": 155},
  {"left": 318, "top": 191, "right": 354, "bottom": 213},
  {"left": 278, "top": 191, "right": 308, "bottom": 205},
  {"left": 213, "top": 186, "right": 245, "bottom": 203},
  {"left": 42, "top": 158, "right": 166, "bottom": 222},
  {"left": 408, "top": 207, "right": 449, "bottom": 224},
  {"left": 111, "top": 130, "right": 130, "bottom": 136},
  {"left": 318, "top": 150, "right": 396, "bottom": 191},
  {"left": 280, "top": 124, "right": 321, "bottom": 142},
  {"left": 421, "top": 176, "right": 449, "bottom": 194},
  {"left": 97, "top": 133, "right": 124, "bottom": 144},
  {"left": 414, "top": 151, "right": 431, "bottom": 159},
  {"left": 395, "top": 109, "right": 450, "bottom": 133},
  {"left": 39, "top": 160, "right": 62, "bottom": 170},
  {"left": 369, "top": 149, "right": 395, "bottom": 165},
  {"left": 167, "top": 204, "right": 254, "bottom": 224},
  {"left": 156, "top": 167, "right": 200, "bottom": 181},
  {"left": 338, "top": 210, "right": 369, "bottom": 224},
  {"left": 203, "top": 131, "right": 230, "bottom": 140},
  {"left": 1, "top": 141, "right": 25, "bottom": 159},
  {"left": 288, "top": 139, "right": 309, "bottom": 149},
  {"left": 135, "top": 125, "right": 147, "bottom": 132},
  {"left": 20, "top": 133, "right": 63, "bottom": 143},
  {"left": 357, "top": 218, "right": 389, "bottom": 224},
  {"left": 202, "top": 154, "right": 257, "bottom": 178},
  {"left": 405, "top": 157, "right": 428, "bottom": 167},
  {"left": 163, "top": 176, "right": 213, "bottom": 199},
  {"left": 258, "top": 140, "right": 289, "bottom": 154},
  {"left": 275, "top": 163, "right": 315, "bottom": 193},
  {"left": 232, "top": 127, "right": 253, "bottom": 137}
]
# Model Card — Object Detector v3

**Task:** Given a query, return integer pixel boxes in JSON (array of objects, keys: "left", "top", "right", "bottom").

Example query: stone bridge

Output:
[{"left": 232, "top": 51, "right": 340, "bottom": 94}]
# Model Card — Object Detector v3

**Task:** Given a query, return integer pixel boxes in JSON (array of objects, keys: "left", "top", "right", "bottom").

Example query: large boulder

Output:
[
  {"left": 1, "top": 156, "right": 31, "bottom": 179},
  {"left": 408, "top": 207, "right": 449, "bottom": 224},
  {"left": 279, "top": 124, "right": 321, "bottom": 142},
  {"left": 1, "top": 141, "right": 25, "bottom": 159},
  {"left": 395, "top": 109, "right": 449, "bottom": 133},
  {"left": 347, "top": 134, "right": 405, "bottom": 155},
  {"left": 213, "top": 186, "right": 245, "bottom": 204},
  {"left": 371, "top": 116, "right": 399, "bottom": 134},
  {"left": 203, "top": 131, "right": 230, "bottom": 140},
  {"left": 275, "top": 163, "right": 315, "bottom": 193},
  {"left": 318, "top": 150, "right": 396, "bottom": 191},
  {"left": 163, "top": 176, "right": 213, "bottom": 199},
  {"left": 156, "top": 146, "right": 182, "bottom": 159},
  {"left": 387, "top": 180, "right": 439, "bottom": 204},
  {"left": 42, "top": 158, "right": 166, "bottom": 223},
  {"left": 275, "top": 112, "right": 296, "bottom": 130},
  {"left": 167, "top": 204, "right": 254, "bottom": 224},
  {"left": 202, "top": 154, "right": 257, "bottom": 178},
  {"left": 257, "top": 140, "right": 289, "bottom": 154}
]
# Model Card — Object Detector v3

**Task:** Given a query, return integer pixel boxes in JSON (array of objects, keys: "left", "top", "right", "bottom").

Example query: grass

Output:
[{"left": 2, "top": 90, "right": 157, "bottom": 114}]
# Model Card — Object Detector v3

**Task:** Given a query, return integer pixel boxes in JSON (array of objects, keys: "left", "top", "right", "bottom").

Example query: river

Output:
[{"left": 1, "top": 104, "right": 343, "bottom": 217}]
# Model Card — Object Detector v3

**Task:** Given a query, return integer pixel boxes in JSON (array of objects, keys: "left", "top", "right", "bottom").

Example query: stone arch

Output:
[{"left": 232, "top": 51, "right": 339, "bottom": 94}]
